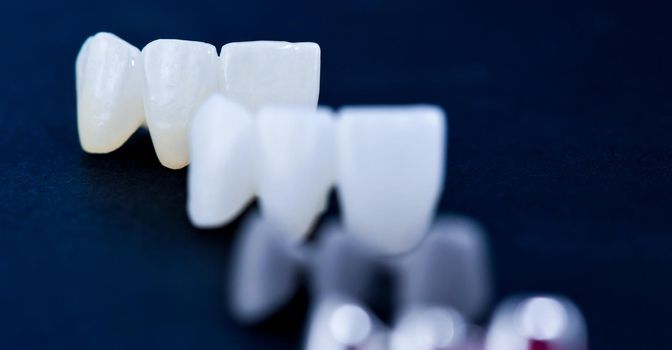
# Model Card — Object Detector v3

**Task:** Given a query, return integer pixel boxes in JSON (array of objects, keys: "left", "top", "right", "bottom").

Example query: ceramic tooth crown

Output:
[
  {"left": 75, "top": 33, "right": 451, "bottom": 254},
  {"left": 220, "top": 41, "right": 321, "bottom": 112},
  {"left": 76, "top": 32, "right": 144, "bottom": 153},
  {"left": 336, "top": 106, "right": 446, "bottom": 254},
  {"left": 187, "top": 94, "right": 255, "bottom": 228},
  {"left": 186, "top": 104, "right": 447, "bottom": 252},
  {"left": 76, "top": 34, "right": 322, "bottom": 169},
  {"left": 255, "top": 106, "right": 335, "bottom": 241},
  {"left": 141, "top": 39, "right": 218, "bottom": 169}
]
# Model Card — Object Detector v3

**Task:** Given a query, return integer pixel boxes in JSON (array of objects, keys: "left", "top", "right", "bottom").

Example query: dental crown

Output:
[
  {"left": 76, "top": 32, "right": 446, "bottom": 254},
  {"left": 76, "top": 32, "right": 320, "bottom": 169},
  {"left": 75, "top": 32, "right": 589, "bottom": 348}
]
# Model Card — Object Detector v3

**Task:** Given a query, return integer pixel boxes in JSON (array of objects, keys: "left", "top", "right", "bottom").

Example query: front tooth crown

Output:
[
  {"left": 76, "top": 32, "right": 144, "bottom": 154},
  {"left": 187, "top": 94, "right": 255, "bottom": 228},
  {"left": 141, "top": 39, "right": 218, "bottom": 169},
  {"left": 219, "top": 41, "right": 321, "bottom": 112},
  {"left": 255, "top": 106, "right": 336, "bottom": 241},
  {"left": 336, "top": 106, "right": 446, "bottom": 255}
]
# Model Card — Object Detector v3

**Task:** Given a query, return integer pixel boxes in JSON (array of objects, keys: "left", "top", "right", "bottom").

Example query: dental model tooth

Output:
[
  {"left": 229, "top": 212, "right": 305, "bottom": 323},
  {"left": 76, "top": 32, "right": 144, "bottom": 153},
  {"left": 141, "top": 39, "right": 218, "bottom": 169},
  {"left": 310, "top": 221, "right": 385, "bottom": 302},
  {"left": 219, "top": 41, "right": 320, "bottom": 112},
  {"left": 255, "top": 106, "right": 335, "bottom": 241},
  {"left": 187, "top": 94, "right": 254, "bottom": 228},
  {"left": 336, "top": 106, "right": 446, "bottom": 254},
  {"left": 395, "top": 216, "right": 491, "bottom": 320}
]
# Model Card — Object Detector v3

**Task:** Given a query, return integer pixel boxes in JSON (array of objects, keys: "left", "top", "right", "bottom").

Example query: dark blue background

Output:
[{"left": 1, "top": 0, "right": 671, "bottom": 348}]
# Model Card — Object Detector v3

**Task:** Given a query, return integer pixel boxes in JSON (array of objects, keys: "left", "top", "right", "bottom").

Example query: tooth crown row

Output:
[
  {"left": 76, "top": 32, "right": 320, "bottom": 169},
  {"left": 77, "top": 32, "right": 447, "bottom": 255},
  {"left": 188, "top": 94, "right": 446, "bottom": 255}
]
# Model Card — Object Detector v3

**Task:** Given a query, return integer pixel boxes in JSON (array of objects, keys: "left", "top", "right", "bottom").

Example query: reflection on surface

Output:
[
  {"left": 518, "top": 297, "right": 569, "bottom": 341},
  {"left": 305, "top": 295, "right": 388, "bottom": 350},
  {"left": 485, "top": 295, "right": 587, "bottom": 350},
  {"left": 390, "top": 306, "right": 467, "bottom": 350}
]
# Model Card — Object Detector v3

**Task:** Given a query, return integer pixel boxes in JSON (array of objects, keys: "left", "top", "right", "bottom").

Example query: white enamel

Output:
[
  {"left": 255, "top": 106, "right": 335, "bottom": 241},
  {"left": 141, "top": 39, "right": 218, "bottom": 169},
  {"left": 76, "top": 32, "right": 144, "bottom": 153},
  {"left": 336, "top": 106, "right": 446, "bottom": 254},
  {"left": 187, "top": 94, "right": 254, "bottom": 228},
  {"left": 220, "top": 41, "right": 320, "bottom": 112}
]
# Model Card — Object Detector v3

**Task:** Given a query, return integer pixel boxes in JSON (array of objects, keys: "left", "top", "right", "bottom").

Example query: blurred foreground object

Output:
[
  {"left": 228, "top": 212, "right": 305, "bottom": 323},
  {"left": 227, "top": 213, "right": 588, "bottom": 350},
  {"left": 484, "top": 295, "right": 587, "bottom": 350},
  {"left": 393, "top": 215, "right": 492, "bottom": 320},
  {"left": 304, "top": 295, "right": 388, "bottom": 350},
  {"left": 389, "top": 215, "right": 491, "bottom": 350},
  {"left": 391, "top": 305, "right": 472, "bottom": 350},
  {"left": 306, "top": 221, "right": 389, "bottom": 349}
]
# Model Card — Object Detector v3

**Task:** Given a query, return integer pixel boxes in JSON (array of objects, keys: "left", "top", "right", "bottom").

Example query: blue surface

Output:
[{"left": 1, "top": 0, "right": 671, "bottom": 348}]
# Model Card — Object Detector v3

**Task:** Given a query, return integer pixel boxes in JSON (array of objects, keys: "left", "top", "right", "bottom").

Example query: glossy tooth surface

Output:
[
  {"left": 229, "top": 212, "right": 304, "bottom": 323},
  {"left": 76, "top": 32, "right": 144, "bottom": 153},
  {"left": 256, "top": 106, "right": 335, "bottom": 241},
  {"left": 337, "top": 106, "right": 446, "bottom": 254},
  {"left": 305, "top": 295, "right": 388, "bottom": 350},
  {"left": 220, "top": 41, "right": 320, "bottom": 112},
  {"left": 141, "top": 39, "right": 218, "bottom": 169},
  {"left": 187, "top": 94, "right": 254, "bottom": 228}
]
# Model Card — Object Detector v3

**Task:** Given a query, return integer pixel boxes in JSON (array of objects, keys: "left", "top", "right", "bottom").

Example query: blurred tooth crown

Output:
[
  {"left": 185, "top": 102, "right": 447, "bottom": 253},
  {"left": 337, "top": 106, "right": 446, "bottom": 254},
  {"left": 255, "top": 106, "right": 336, "bottom": 241},
  {"left": 187, "top": 94, "right": 255, "bottom": 228}
]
